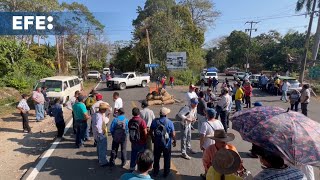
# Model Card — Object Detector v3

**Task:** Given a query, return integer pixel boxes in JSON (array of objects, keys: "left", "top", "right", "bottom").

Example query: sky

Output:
[{"left": 59, "top": 0, "right": 316, "bottom": 44}]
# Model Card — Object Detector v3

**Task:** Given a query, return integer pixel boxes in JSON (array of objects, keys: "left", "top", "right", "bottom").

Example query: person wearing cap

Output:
[
  {"left": 179, "top": 98, "right": 198, "bottom": 160},
  {"left": 150, "top": 107, "right": 176, "bottom": 178},
  {"left": 186, "top": 84, "right": 198, "bottom": 106},
  {"left": 73, "top": 95, "right": 91, "bottom": 148},
  {"left": 200, "top": 108, "right": 223, "bottom": 152},
  {"left": 48, "top": 98, "right": 65, "bottom": 139},
  {"left": 92, "top": 103, "right": 110, "bottom": 167},
  {"left": 17, "top": 94, "right": 31, "bottom": 133},
  {"left": 109, "top": 108, "right": 129, "bottom": 167},
  {"left": 234, "top": 83, "right": 244, "bottom": 112},
  {"left": 253, "top": 145, "right": 304, "bottom": 180},
  {"left": 140, "top": 100, "right": 155, "bottom": 150},
  {"left": 91, "top": 93, "right": 112, "bottom": 118},
  {"left": 202, "top": 129, "right": 237, "bottom": 178},
  {"left": 216, "top": 87, "right": 231, "bottom": 132}
]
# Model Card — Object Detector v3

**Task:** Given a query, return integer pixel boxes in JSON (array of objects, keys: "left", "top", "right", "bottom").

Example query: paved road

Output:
[{"left": 23, "top": 76, "right": 320, "bottom": 180}]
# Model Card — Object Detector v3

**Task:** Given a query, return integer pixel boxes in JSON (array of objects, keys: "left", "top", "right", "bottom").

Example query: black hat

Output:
[{"left": 141, "top": 100, "right": 148, "bottom": 108}]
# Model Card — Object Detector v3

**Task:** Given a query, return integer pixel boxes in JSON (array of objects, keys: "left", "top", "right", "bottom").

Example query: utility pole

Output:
[
  {"left": 245, "top": 21, "right": 259, "bottom": 72},
  {"left": 300, "top": 0, "right": 317, "bottom": 83},
  {"left": 146, "top": 29, "right": 152, "bottom": 74}
]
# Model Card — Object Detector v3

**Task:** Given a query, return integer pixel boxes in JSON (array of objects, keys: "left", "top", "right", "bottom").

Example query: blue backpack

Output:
[
  {"left": 113, "top": 118, "right": 127, "bottom": 143},
  {"left": 153, "top": 118, "right": 169, "bottom": 147}
]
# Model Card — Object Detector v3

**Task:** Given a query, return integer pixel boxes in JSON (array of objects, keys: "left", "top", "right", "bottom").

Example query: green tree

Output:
[{"left": 226, "top": 31, "right": 250, "bottom": 68}]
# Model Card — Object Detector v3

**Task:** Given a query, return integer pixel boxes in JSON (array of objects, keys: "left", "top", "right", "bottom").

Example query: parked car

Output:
[
  {"left": 103, "top": 68, "right": 110, "bottom": 75},
  {"left": 280, "top": 76, "right": 302, "bottom": 94},
  {"left": 200, "top": 69, "right": 218, "bottom": 84},
  {"left": 233, "top": 72, "right": 246, "bottom": 80},
  {"left": 107, "top": 72, "right": 150, "bottom": 90},
  {"left": 34, "top": 76, "right": 83, "bottom": 104},
  {"left": 224, "top": 68, "right": 238, "bottom": 76},
  {"left": 249, "top": 74, "right": 261, "bottom": 87},
  {"left": 87, "top": 70, "right": 100, "bottom": 79}
]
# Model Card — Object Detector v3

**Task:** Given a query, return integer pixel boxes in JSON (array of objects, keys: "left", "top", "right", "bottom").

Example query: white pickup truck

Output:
[{"left": 106, "top": 72, "right": 150, "bottom": 90}]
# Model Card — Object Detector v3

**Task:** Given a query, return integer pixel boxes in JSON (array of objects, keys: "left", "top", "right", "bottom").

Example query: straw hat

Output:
[
  {"left": 209, "top": 129, "right": 235, "bottom": 142},
  {"left": 99, "top": 103, "right": 110, "bottom": 110},
  {"left": 212, "top": 149, "right": 241, "bottom": 175},
  {"left": 160, "top": 107, "right": 171, "bottom": 116}
]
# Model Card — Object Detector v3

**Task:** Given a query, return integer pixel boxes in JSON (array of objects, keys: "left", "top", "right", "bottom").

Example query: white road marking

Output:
[{"left": 25, "top": 82, "right": 101, "bottom": 180}]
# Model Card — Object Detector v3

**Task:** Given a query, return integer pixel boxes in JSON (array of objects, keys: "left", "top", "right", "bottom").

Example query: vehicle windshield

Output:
[
  {"left": 89, "top": 71, "right": 98, "bottom": 74},
  {"left": 36, "top": 80, "right": 63, "bottom": 92},
  {"left": 287, "top": 79, "right": 299, "bottom": 84},
  {"left": 206, "top": 72, "right": 217, "bottom": 76},
  {"left": 119, "top": 73, "right": 129, "bottom": 78}
]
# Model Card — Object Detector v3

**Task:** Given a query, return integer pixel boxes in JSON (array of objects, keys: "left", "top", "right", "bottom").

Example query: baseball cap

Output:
[
  {"left": 77, "top": 95, "right": 86, "bottom": 102},
  {"left": 206, "top": 108, "right": 216, "bottom": 117},
  {"left": 190, "top": 98, "right": 199, "bottom": 105},
  {"left": 96, "top": 93, "right": 103, "bottom": 101}
]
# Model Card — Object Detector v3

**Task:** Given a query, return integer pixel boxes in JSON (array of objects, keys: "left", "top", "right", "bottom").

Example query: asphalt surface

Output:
[{"left": 22, "top": 76, "right": 320, "bottom": 180}]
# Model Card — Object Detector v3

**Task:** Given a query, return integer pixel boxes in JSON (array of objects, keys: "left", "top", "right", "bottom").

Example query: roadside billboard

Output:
[{"left": 166, "top": 52, "right": 187, "bottom": 70}]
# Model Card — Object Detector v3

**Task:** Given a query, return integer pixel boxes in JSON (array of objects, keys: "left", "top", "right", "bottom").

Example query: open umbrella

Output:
[{"left": 231, "top": 106, "right": 320, "bottom": 167}]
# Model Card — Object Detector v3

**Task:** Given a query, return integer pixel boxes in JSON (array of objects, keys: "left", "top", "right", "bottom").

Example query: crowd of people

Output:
[{"left": 15, "top": 75, "right": 314, "bottom": 180}]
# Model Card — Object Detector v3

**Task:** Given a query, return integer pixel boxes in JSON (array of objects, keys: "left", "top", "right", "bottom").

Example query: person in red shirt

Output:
[
  {"left": 242, "top": 81, "right": 253, "bottom": 108},
  {"left": 169, "top": 76, "right": 174, "bottom": 88},
  {"left": 128, "top": 107, "right": 148, "bottom": 171}
]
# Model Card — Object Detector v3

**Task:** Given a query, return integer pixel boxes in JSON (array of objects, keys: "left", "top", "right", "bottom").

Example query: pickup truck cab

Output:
[
  {"left": 200, "top": 68, "right": 218, "bottom": 84},
  {"left": 107, "top": 72, "right": 150, "bottom": 90}
]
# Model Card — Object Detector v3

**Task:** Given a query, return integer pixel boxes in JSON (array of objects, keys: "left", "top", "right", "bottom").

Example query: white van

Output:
[
  {"left": 34, "top": 76, "right": 83, "bottom": 104},
  {"left": 103, "top": 68, "right": 110, "bottom": 75}
]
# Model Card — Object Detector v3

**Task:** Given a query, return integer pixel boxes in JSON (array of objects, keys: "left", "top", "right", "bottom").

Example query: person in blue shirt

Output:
[
  {"left": 150, "top": 107, "right": 176, "bottom": 178},
  {"left": 120, "top": 149, "right": 153, "bottom": 180},
  {"left": 48, "top": 98, "right": 65, "bottom": 138},
  {"left": 109, "top": 108, "right": 129, "bottom": 167}
]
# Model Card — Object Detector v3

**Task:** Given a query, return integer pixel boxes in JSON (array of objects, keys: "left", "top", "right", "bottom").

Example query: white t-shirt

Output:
[
  {"left": 114, "top": 97, "right": 123, "bottom": 109},
  {"left": 282, "top": 82, "right": 291, "bottom": 91},
  {"left": 200, "top": 120, "right": 224, "bottom": 149},
  {"left": 186, "top": 91, "right": 198, "bottom": 105}
]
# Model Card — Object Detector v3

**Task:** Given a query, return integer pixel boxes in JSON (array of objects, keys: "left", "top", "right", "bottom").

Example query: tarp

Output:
[{"left": 207, "top": 67, "right": 218, "bottom": 72}]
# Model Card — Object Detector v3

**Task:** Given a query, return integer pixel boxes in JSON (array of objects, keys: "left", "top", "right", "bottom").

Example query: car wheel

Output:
[
  {"left": 119, "top": 83, "right": 126, "bottom": 90},
  {"left": 141, "top": 81, "right": 147, "bottom": 87}
]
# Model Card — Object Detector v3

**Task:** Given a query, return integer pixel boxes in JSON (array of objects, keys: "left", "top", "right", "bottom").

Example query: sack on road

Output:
[{"left": 163, "top": 99, "right": 175, "bottom": 105}]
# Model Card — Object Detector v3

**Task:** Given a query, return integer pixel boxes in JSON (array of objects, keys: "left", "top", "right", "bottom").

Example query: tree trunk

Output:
[
  {"left": 38, "top": 36, "right": 40, "bottom": 46},
  {"left": 311, "top": 13, "right": 320, "bottom": 66},
  {"left": 62, "top": 35, "right": 66, "bottom": 73},
  {"left": 299, "top": 0, "right": 317, "bottom": 83},
  {"left": 55, "top": 36, "right": 61, "bottom": 74}
]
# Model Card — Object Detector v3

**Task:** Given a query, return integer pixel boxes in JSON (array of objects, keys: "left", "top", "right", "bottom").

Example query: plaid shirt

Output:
[
  {"left": 17, "top": 99, "right": 30, "bottom": 111},
  {"left": 254, "top": 166, "right": 305, "bottom": 180}
]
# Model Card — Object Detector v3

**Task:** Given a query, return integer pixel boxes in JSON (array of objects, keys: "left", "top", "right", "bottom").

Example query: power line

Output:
[{"left": 245, "top": 21, "right": 259, "bottom": 72}]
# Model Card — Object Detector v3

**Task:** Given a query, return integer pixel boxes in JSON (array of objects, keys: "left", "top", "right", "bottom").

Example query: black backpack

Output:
[
  {"left": 129, "top": 120, "right": 141, "bottom": 143},
  {"left": 113, "top": 118, "right": 127, "bottom": 143},
  {"left": 153, "top": 118, "right": 168, "bottom": 147}
]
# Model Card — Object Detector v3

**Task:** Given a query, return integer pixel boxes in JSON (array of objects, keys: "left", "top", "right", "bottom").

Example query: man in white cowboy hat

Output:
[{"left": 201, "top": 129, "right": 238, "bottom": 179}]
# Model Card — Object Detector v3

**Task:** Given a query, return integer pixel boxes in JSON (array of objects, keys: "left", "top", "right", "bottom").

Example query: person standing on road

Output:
[
  {"left": 243, "top": 81, "right": 253, "bottom": 108},
  {"left": 212, "top": 77, "right": 219, "bottom": 93},
  {"left": 17, "top": 94, "right": 31, "bottom": 133},
  {"left": 48, "top": 98, "right": 65, "bottom": 139},
  {"left": 179, "top": 98, "right": 198, "bottom": 160},
  {"left": 120, "top": 149, "right": 154, "bottom": 180},
  {"left": 92, "top": 103, "right": 110, "bottom": 167},
  {"left": 169, "top": 76, "right": 174, "bottom": 88},
  {"left": 73, "top": 95, "right": 91, "bottom": 148},
  {"left": 84, "top": 90, "right": 97, "bottom": 141},
  {"left": 32, "top": 87, "right": 45, "bottom": 122},
  {"left": 186, "top": 84, "right": 198, "bottom": 105},
  {"left": 300, "top": 84, "right": 311, "bottom": 116},
  {"left": 150, "top": 107, "right": 176, "bottom": 178},
  {"left": 41, "top": 86, "right": 50, "bottom": 116},
  {"left": 197, "top": 91, "right": 207, "bottom": 133},
  {"left": 140, "top": 100, "right": 155, "bottom": 150},
  {"left": 109, "top": 108, "right": 129, "bottom": 167},
  {"left": 274, "top": 77, "right": 281, "bottom": 96},
  {"left": 128, "top": 107, "right": 148, "bottom": 171},
  {"left": 113, "top": 92, "right": 123, "bottom": 117},
  {"left": 216, "top": 87, "right": 231, "bottom": 132},
  {"left": 67, "top": 90, "right": 80, "bottom": 134},
  {"left": 204, "top": 88, "right": 216, "bottom": 108},
  {"left": 208, "top": 77, "right": 213, "bottom": 89},
  {"left": 281, "top": 79, "right": 290, "bottom": 103},
  {"left": 200, "top": 108, "right": 224, "bottom": 152},
  {"left": 234, "top": 83, "right": 244, "bottom": 112},
  {"left": 289, "top": 89, "right": 301, "bottom": 112}
]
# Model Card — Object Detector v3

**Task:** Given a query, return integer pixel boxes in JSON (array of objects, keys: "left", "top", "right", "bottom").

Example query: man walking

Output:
[
  {"left": 41, "top": 86, "right": 50, "bottom": 116},
  {"left": 186, "top": 84, "right": 198, "bottom": 105},
  {"left": 92, "top": 103, "right": 109, "bottom": 167},
  {"left": 17, "top": 94, "right": 31, "bottom": 133},
  {"left": 216, "top": 87, "right": 231, "bottom": 132},
  {"left": 32, "top": 87, "right": 45, "bottom": 122},
  {"left": 300, "top": 84, "right": 311, "bottom": 116},
  {"left": 113, "top": 92, "right": 123, "bottom": 117},
  {"left": 67, "top": 90, "right": 80, "bottom": 134},
  {"left": 197, "top": 91, "right": 207, "bottom": 133},
  {"left": 73, "top": 95, "right": 91, "bottom": 148},
  {"left": 140, "top": 100, "right": 155, "bottom": 150},
  {"left": 48, "top": 98, "right": 65, "bottom": 139},
  {"left": 234, "top": 83, "right": 244, "bottom": 112},
  {"left": 109, "top": 108, "right": 129, "bottom": 167},
  {"left": 179, "top": 98, "right": 198, "bottom": 160},
  {"left": 281, "top": 79, "right": 290, "bottom": 103},
  {"left": 128, "top": 108, "right": 148, "bottom": 171},
  {"left": 150, "top": 107, "right": 176, "bottom": 178}
]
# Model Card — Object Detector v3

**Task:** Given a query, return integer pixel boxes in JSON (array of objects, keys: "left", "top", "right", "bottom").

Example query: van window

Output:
[
  {"left": 63, "top": 81, "right": 69, "bottom": 90},
  {"left": 74, "top": 78, "right": 80, "bottom": 85},
  {"left": 69, "top": 80, "right": 75, "bottom": 87},
  {"left": 42, "top": 80, "right": 62, "bottom": 92},
  {"left": 128, "top": 74, "right": 134, "bottom": 79}
]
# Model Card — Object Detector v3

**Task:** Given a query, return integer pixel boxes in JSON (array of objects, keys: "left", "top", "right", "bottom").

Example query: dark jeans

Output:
[
  {"left": 301, "top": 103, "right": 308, "bottom": 117},
  {"left": 130, "top": 143, "right": 146, "bottom": 169},
  {"left": 21, "top": 112, "right": 31, "bottom": 132},
  {"left": 75, "top": 121, "right": 87, "bottom": 147},
  {"left": 110, "top": 139, "right": 127, "bottom": 166},
  {"left": 56, "top": 122, "right": 65, "bottom": 137},
  {"left": 220, "top": 111, "right": 228, "bottom": 132},
  {"left": 215, "top": 106, "right": 222, "bottom": 119},
  {"left": 245, "top": 96, "right": 251, "bottom": 108},
  {"left": 290, "top": 102, "right": 299, "bottom": 112},
  {"left": 153, "top": 146, "right": 171, "bottom": 175},
  {"left": 235, "top": 100, "right": 242, "bottom": 112},
  {"left": 44, "top": 101, "right": 50, "bottom": 114},
  {"left": 72, "top": 111, "right": 76, "bottom": 134}
]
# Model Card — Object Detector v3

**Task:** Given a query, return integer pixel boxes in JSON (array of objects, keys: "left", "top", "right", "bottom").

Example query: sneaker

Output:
[
  {"left": 181, "top": 153, "right": 191, "bottom": 160},
  {"left": 121, "top": 161, "right": 128, "bottom": 168},
  {"left": 188, "top": 149, "right": 197, "bottom": 154}
]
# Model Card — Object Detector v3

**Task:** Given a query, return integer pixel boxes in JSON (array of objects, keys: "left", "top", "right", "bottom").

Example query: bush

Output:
[
  {"left": 312, "top": 84, "right": 320, "bottom": 94},
  {"left": 169, "top": 70, "right": 199, "bottom": 85}
]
